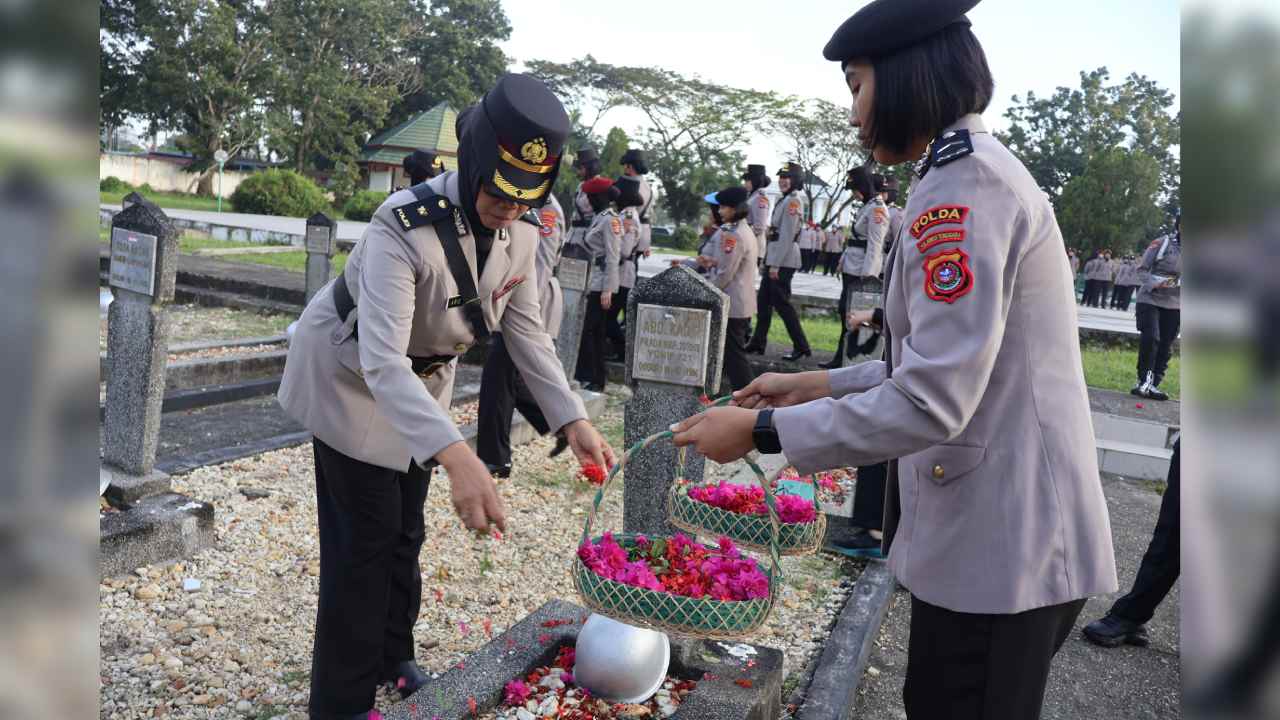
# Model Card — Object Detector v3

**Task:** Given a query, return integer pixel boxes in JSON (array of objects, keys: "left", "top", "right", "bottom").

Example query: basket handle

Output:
[{"left": 580, "top": 395, "right": 783, "bottom": 581}]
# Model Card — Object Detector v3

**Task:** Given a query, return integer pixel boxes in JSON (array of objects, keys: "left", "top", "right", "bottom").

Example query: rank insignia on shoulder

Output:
[
  {"left": 917, "top": 129, "right": 975, "bottom": 179},
  {"left": 910, "top": 205, "right": 970, "bottom": 238},
  {"left": 394, "top": 196, "right": 453, "bottom": 232},
  {"left": 519, "top": 210, "right": 542, "bottom": 229},
  {"left": 923, "top": 248, "right": 974, "bottom": 303}
]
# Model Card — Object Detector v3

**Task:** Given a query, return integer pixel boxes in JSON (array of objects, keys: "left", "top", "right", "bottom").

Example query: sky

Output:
[{"left": 499, "top": 0, "right": 1181, "bottom": 173}]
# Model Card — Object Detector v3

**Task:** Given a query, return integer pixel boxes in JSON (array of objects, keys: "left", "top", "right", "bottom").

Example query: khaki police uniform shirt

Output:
[
  {"left": 887, "top": 205, "right": 905, "bottom": 252},
  {"left": 823, "top": 227, "right": 843, "bottom": 254},
  {"left": 747, "top": 188, "right": 770, "bottom": 258},
  {"left": 773, "top": 114, "right": 1117, "bottom": 614},
  {"left": 635, "top": 176, "right": 654, "bottom": 256},
  {"left": 841, "top": 197, "right": 888, "bottom": 277},
  {"left": 567, "top": 183, "right": 595, "bottom": 247},
  {"left": 278, "top": 172, "right": 587, "bottom": 472},
  {"left": 705, "top": 218, "right": 759, "bottom": 319},
  {"left": 765, "top": 191, "right": 804, "bottom": 269},
  {"left": 536, "top": 193, "right": 567, "bottom": 336},
  {"left": 582, "top": 208, "right": 622, "bottom": 294},
  {"left": 618, "top": 207, "right": 641, "bottom": 289}
]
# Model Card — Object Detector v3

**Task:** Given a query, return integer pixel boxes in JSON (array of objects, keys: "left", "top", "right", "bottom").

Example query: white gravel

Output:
[{"left": 99, "top": 392, "right": 854, "bottom": 719}]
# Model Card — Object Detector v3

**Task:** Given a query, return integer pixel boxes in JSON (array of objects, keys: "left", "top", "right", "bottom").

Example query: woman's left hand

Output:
[
  {"left": 564, "top": 419, "right": 616, "bottom": 470},
  {"left": 670, "top": 406, "right": 757, "bottom": 463}
]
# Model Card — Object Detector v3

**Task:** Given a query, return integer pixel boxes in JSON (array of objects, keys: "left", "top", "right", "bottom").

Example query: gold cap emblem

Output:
[{"left": 521, "top": 138, "right": 549, "bottom": 165}]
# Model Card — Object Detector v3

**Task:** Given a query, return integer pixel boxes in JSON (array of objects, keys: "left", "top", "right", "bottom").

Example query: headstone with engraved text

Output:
[
  {"left": 304, "top": 212, "right": 336, "bottom": 303},
  {"left": 553, "top": 242, "right": 594, "bottom": 382},
  {"left": 622, "top": 265, "right": 727, "bottom": 536}
]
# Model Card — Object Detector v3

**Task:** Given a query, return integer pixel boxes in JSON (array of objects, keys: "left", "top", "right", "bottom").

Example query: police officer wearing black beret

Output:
[
  {"left": 280, "top": 74, "right": 615, "bottom": 720},
  {"left": 400, "top": 150, "right": 445, "bottom": 189},
  {"left": 672, "top": 3, "right": 1117, "bottom": 718}
]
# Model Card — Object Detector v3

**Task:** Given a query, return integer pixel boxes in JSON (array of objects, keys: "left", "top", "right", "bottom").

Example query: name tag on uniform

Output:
[{"left": 446, "top": 295, "right": 465, "bottom": 309}]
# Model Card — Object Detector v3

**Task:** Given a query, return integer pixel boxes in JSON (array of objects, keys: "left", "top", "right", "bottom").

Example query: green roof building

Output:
[{"left": 358, "top": 102, "right": 459, "bottom": 191}]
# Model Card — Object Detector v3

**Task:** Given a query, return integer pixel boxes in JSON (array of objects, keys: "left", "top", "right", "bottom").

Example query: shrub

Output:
[
  {"left": 343, "top": 190, "right": 388, "bottom": 222},
  {"left": 669, "top": 225, "right": 701, "bottom": 252},
  {"left": 136, "top": 183, "right": 156, "bottom": 194},
  {"left": 229, "top": 169, "right": 329, "bottom": 218},
  {"left": 100, "top": 176, "right": 132, "bottom": 193}
]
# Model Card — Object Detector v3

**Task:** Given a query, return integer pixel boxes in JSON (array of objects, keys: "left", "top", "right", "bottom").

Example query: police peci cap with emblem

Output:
[
  {"left": 777, "top": 162, "right": 805, "bottom": 182},
  {"left": 822, "top": 0, "right": 982, "bottom": 63},
  {"left": 714, "top": 186, "right": 748, "bottom": 208},
  {"left": 459, "top": 73, "right": 568, "bottom": 208},
  {"left": 620, "top": 149, "right": 649, "bottom": 174}
]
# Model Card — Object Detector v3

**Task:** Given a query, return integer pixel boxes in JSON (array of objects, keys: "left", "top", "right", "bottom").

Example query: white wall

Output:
[{"left": 99, "top": 153, "right": 253, "bottom": 197}]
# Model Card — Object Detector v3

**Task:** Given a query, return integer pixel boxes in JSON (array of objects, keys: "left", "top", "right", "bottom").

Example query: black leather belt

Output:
[
  {"left": 332, "top": 274, "right": 455, "bottom": 379},
  {"left": 570, "top": 219, "right": 591, "bottom": 228},
  {"left": 847, "top": 239, "right": 868, "bottom": 249}
]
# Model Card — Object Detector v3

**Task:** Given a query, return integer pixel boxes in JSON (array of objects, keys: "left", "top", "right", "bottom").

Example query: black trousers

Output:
[
  {"left": 1082, "top": 279, "right": 1099, "bottom": 307},
  {"left": 1111, "top": 285, "right": 1135, "bottom": 311},
  {"left": 1111, "top": 439, "right": 1180, "bottom": 624},
  {"left": 605, "top": 286, "right": 630, "bottom": 360},
  {"left": 1100, "top": 281, "right": 1114, "bottom": 308},
  {"left": 575, "top": 291, "right": 608, "bottom": 388},
  {"left": 904, "top": 595, "right": 1086, "bottom": 720},
  {"left": 1135, "top": 302, "right": 1180, "bottom": 385},
  {"left": 748, "top": 268, "right": 809, "bottom": 353},
  {"left": 850, "top": 462, "right": 886, "bottom": 531},
  {"left": 832, "top": 273, "right": 878, "bottom": 365},
  {"left": 476, "top": 334, "right": 552, "bottom": 468},
  {"left": 723, "top": 317, "right": 754, "bottom": 391},
  {"left": 824, "top": 251, "right": 841, "bottom": 276},
  {"left": 309, "top": 439, "right": 430, "bottom": 718}
]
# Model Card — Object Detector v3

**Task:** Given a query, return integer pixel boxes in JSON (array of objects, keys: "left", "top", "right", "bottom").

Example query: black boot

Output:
[
  {"left": 549, "top": 433, "right": 570, "bottom": 458},
  {"left": 829, "top": 529, "right": 884, "bottom": 559},
  {"left": 1082, "top": 614, "right": 1150, "bottom": 648},
  {"left": 821, "top": 332, "right": 847, "bottom": 369},
  {"left": 384, "top": 660, "right": 430, "bottom": 698},
  {"left": 781, "top": 348, "right": 812, "bottom": 362},
  {"left": 485, "top": 463, "right": 511, "bottom": 479}
]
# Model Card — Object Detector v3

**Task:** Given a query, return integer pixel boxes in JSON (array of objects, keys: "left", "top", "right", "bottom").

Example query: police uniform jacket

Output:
[
  {"left": 887, "top": 205, "right": 905, "bottom": 251},
  {"left": 823, "top": 227, "right": 844, "bottom": 254},
  {"left": 536, "top": 193, "right": 567, "bottom": 336},
  {"left": 278, "top": 172, "right": 588, "bottom": 472},
  {"left": 706, "top": 218, "right": 758, "bottom": 319},
  {"left": 765, "top": 191, "right": 804, "bottom": 269},
  {"left": 1069, "top": 254, "right": 1080, "bottom": 276},
  {"left": 636, "top": 176, "right": 655, "bottom": 256},
  {"left": 582, "top": 208, "right": 622, "bottom": 294},
  {"left": 773, "top": 114, "right": 1118, "bottom": 615},
  {"left": 566, "top": 183, "right": 595, "bottom": 248},
  {"left": 1136, "top": 235, "right": 1181, "bottom": 310},
  {"left": 618, "top": 207, "right": 642, "bottom": 289},
  {"left": 841, "top": 197, "right": 887, "bottom": 277},
  {"left": 798, "top": 226, "right": 815, "bottom": 251},
  {"left": 747, "top": 188, "right": 771, "bottom": 256}
]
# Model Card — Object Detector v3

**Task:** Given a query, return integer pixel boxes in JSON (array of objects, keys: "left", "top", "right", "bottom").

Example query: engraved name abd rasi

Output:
[
  {"left": 631, "top": 305, "right": 711, "bottom": 388},
  {"left": 109, "top": 227, "right": 159, "bottom": 297}
]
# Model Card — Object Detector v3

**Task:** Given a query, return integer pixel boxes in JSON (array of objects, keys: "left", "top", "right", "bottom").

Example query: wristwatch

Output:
[{"left": 752, "top": 409, "right": 782, "bottom": 454}]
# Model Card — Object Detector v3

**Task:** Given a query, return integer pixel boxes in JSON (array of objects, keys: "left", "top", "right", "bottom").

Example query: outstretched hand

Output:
[
  {"left": 732, "top": 371, "right": 832, "bottom": 410},
  {"left": 670, "top": 406, "right": 757, "bottom": 464}
]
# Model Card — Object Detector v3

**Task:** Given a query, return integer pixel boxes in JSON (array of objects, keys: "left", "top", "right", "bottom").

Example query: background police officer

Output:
[
  {"left": 572, "top": 176, "right": 623, "bottom": 391},
  {"left": 702, "top": 186, "right": 759, "bottom": 391},
  {"left": 745, "top": 162, "right": 811, "bottom": 361},
  {"left": 742, "top": 163, "right": 772, "bottom": 262},
  {"left": 278, "top": 74, "right": 614, "bottom": 720}
]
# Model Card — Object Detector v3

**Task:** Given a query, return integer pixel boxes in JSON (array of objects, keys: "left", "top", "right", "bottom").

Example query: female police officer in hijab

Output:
[
  {"left": 279, "top": 74, "right": 614, "bottom": 720},
  {"left": 671, "top": 3, "right": 1117, "bottom": 718}
]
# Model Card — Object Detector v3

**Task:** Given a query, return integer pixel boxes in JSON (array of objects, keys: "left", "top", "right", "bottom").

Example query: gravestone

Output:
[
  {"left": 102, "top": 203, "right": 180, "bottom": 503},
  {"left": 623, "top": 266, "right": 727, "bottom": 536},
  {"left": 304, "top": 212, "right": 335, "bottom": 303},
  {"left": 554, "top": 242, "right": 594, "bottom": 382}
]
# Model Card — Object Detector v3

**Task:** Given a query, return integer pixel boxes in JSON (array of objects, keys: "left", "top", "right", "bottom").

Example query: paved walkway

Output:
[
  {"left": 104, "top": 204, "right": 1138, "bottom": 335},
  {"left": 849, "top": 474, "right": 1180, "bottom": 719}
]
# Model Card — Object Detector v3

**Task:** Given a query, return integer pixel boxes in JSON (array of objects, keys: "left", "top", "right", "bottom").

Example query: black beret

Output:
[
  {"left": 620, "top": 149, "right": 649, "bottom": 174},
  {"left": 614, "top": 175, "right": 644, "bottom": 207},
  {"left": 740, "top": 163, "right": 767, "bottom": 180},
  {"left": 714, "top": 186, "right": 748, "bottom": 207},
  {"left": 480, "top": 73, "right": 568, "bottom": 204},
  {"left": 777, "top": 162, "right": 805, "bottom": 181},
  {"left": 573, "top": 148, "right": 600, "bottom": 167},
  {"left": 823, "top": 0, "right": 981, "bottom": 62}
]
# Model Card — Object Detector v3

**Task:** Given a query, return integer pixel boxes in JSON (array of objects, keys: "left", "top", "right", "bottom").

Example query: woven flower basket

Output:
[
  {"left": 572, "top": 429, "right": 782, "bottom": 641},
  {"left": 667, "top": 478, "right": 826, "bottom": 557}
]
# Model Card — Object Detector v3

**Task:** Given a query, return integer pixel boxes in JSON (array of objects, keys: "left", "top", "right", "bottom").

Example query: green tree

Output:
[
  {"left": 100, "top": 0, "right": 143, "bottom": 138},
  {"left": 770, "top": 98, "right": 869, "bottom": 228},
  {"left": 389, "top": 0, "right": 511, "bottom": 125},
  {"left": 1056, "top": 147, "right": 1163, "bottom": 255},
  {"left": 132, "top": 0, "right": 275, "bottom": 194},
  {"left": 599, "top": 127, "right": 630, "bottom": 180},
  {"left": 527, "top": 56, "right": 786, "bottom": 224},
  {"left": 263, "top": 0, "right": 420, "bottom": 202},
  {"left": 998, "top": 67, "right": 1180, "bottom": 233}
]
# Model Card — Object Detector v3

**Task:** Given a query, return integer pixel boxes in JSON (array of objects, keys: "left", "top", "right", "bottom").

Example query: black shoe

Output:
[
  {"left": 384, "top": 660, "right": 430, "bottom": 698},
  {"left": 744, "top": 344, "right": 766, "bottom": 355},
  {"left": 549, "top": 434, "right": 570, "bottom": 458},
  {"left": 1146, "top": 382, "right": 1169, "bottom": 401},
  {"left": 818, "top": 357, "right": 842, "bottom": 370},
  {"left": 1082, "top": 614, "right": 1149, "bottom": 648},
  {"left": 781, "top": 349, "right": 812, "bottom": 362},
  {"left": 1130, "top": 384, "right": 1146, "bottom": 397},
  {"left": 830, "top": 529, "right": 884, "bottom": 559},
  {"left": 485, "top": 463, "right": 511, "bottom": 479},
  {"left": 583, "top": 383, "right": 606, "bottom": 393}
]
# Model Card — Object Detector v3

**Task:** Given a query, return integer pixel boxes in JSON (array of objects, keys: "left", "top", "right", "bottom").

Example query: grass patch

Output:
[
  {"left": 1080, "top": 343, "right": 1180, "bottom": 399},
  {"left": 221, "top": 250, "right": 348, "bottom": 276},
  {"left": 652, "top": 244, "right": 697, "bottom": 258},
  {"left": 767, "top": 313, "right": 844, "bottom": 353},
  {"left": 100, "top": 189, "right": 228, "bottom": 213}
]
